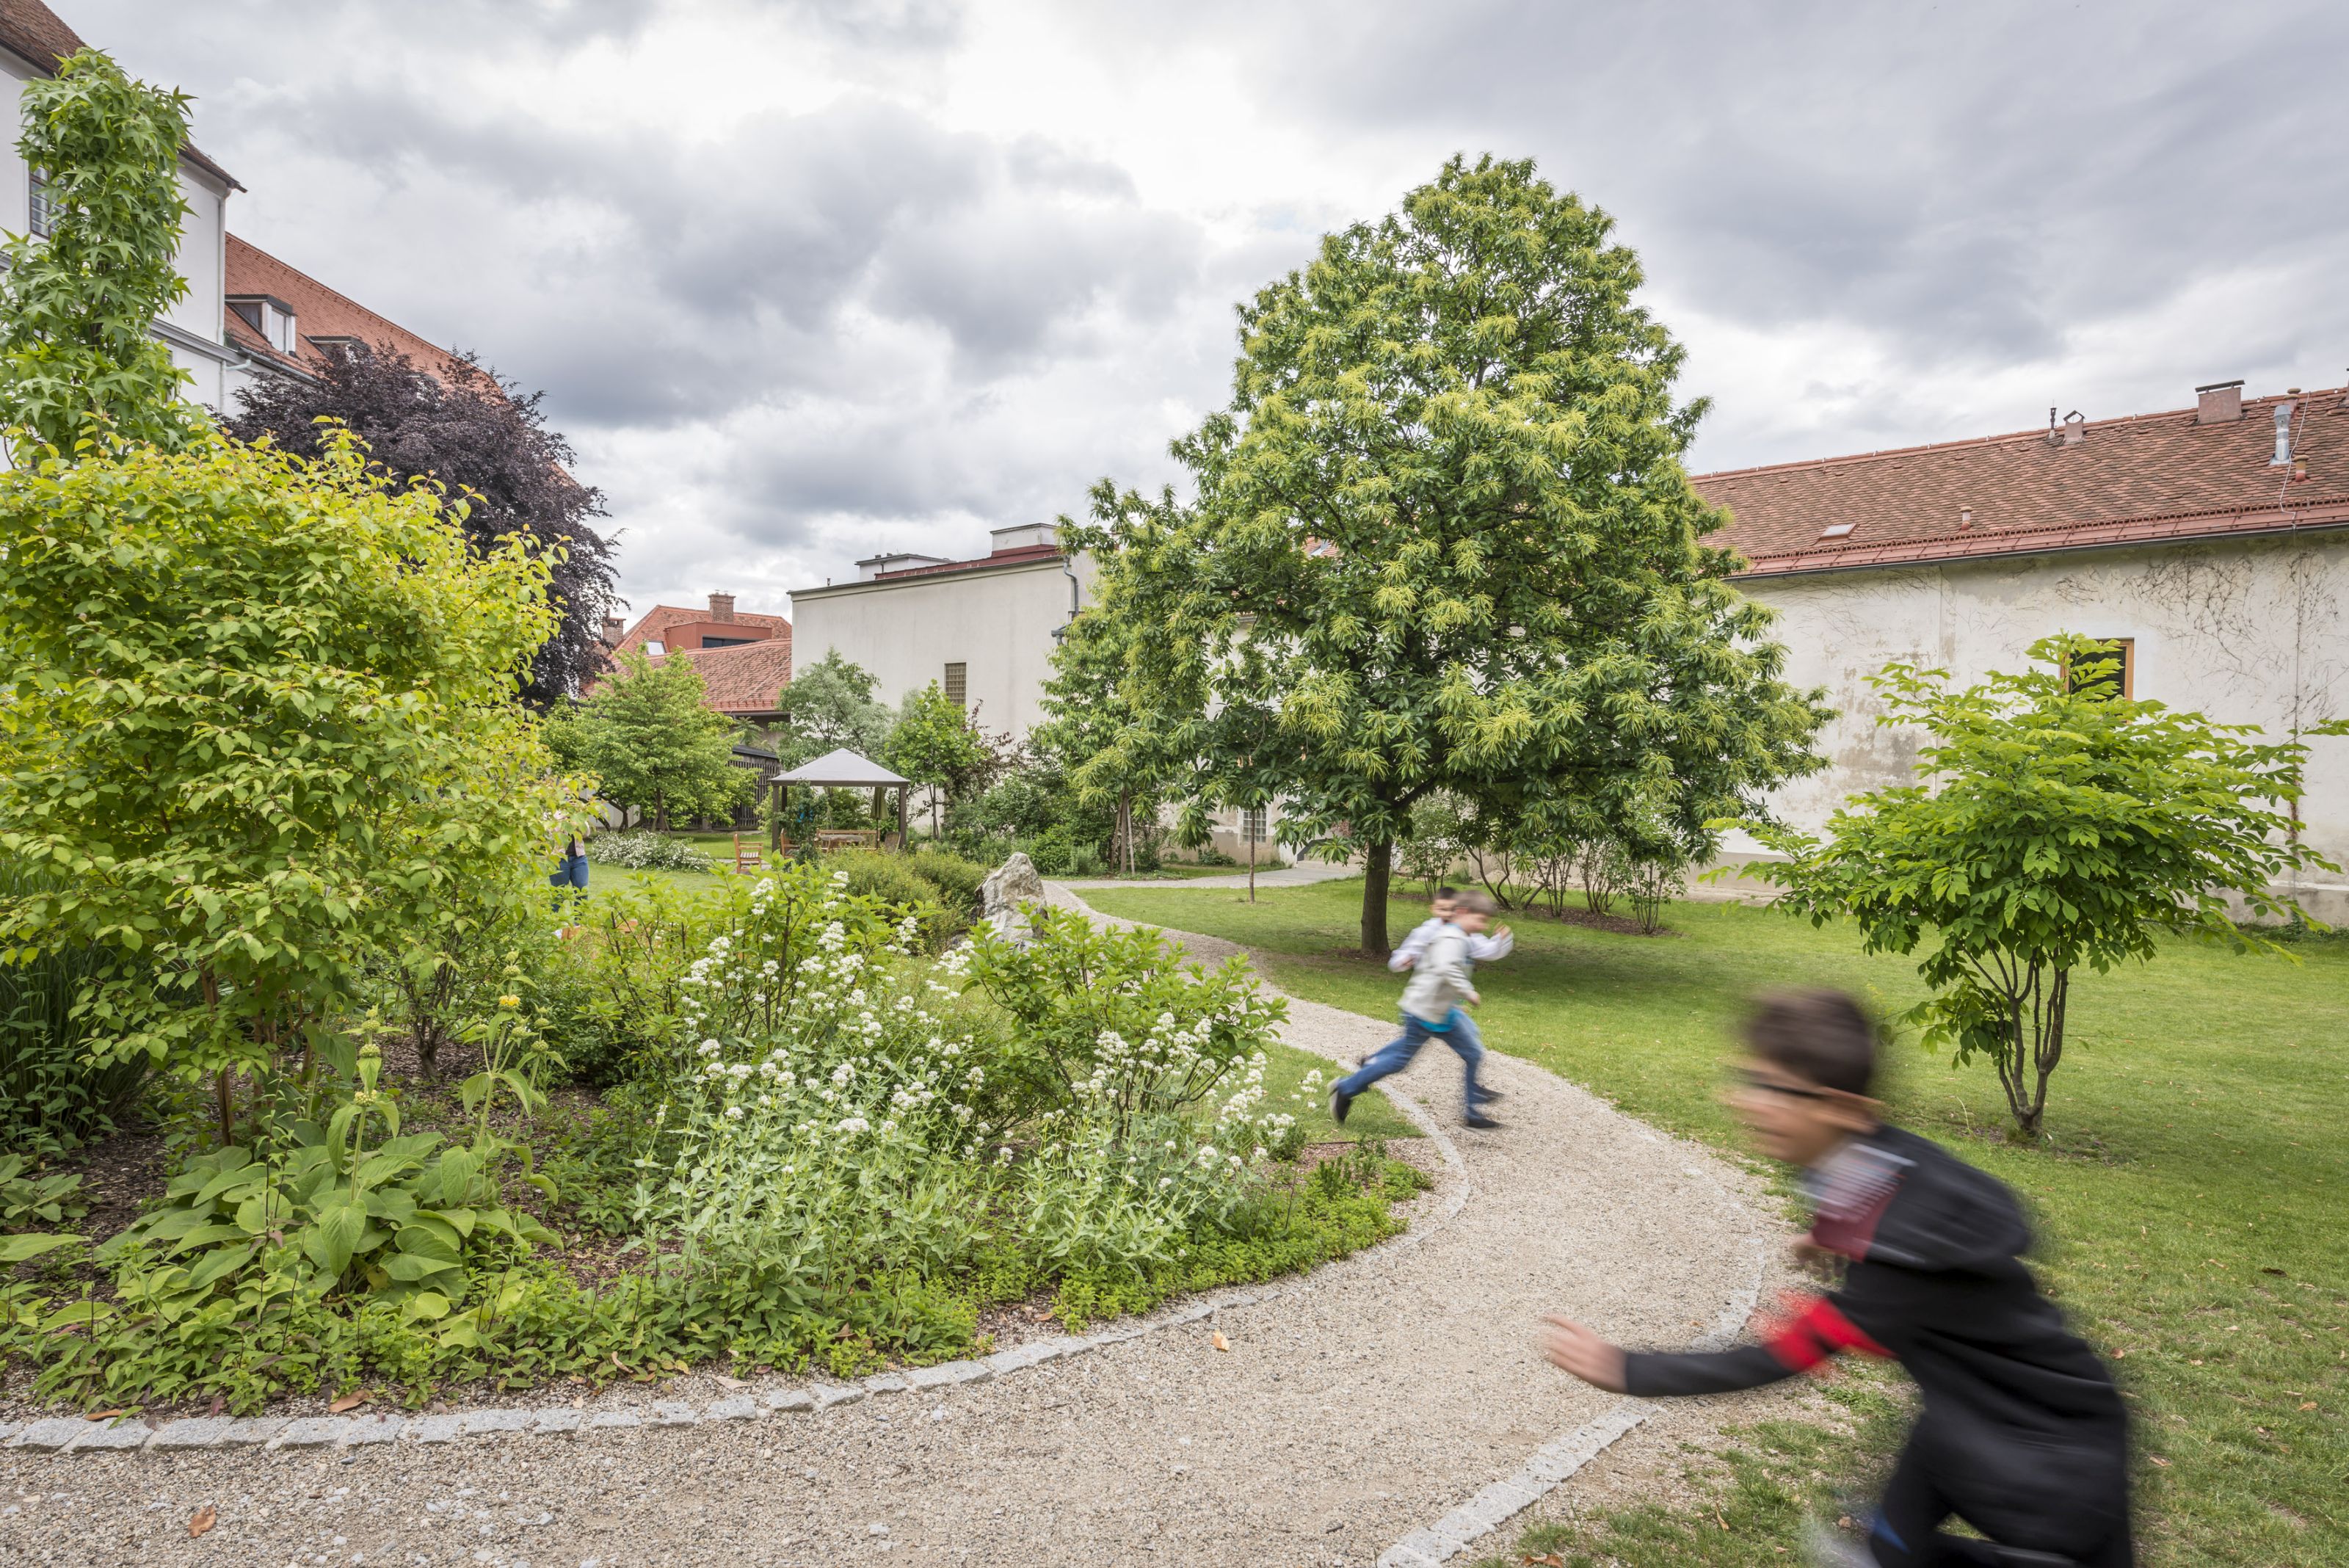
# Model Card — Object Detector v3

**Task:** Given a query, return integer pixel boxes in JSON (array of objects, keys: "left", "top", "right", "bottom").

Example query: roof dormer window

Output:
[{"left": 227, "top": 294, "right": 300, "bottom": 355}]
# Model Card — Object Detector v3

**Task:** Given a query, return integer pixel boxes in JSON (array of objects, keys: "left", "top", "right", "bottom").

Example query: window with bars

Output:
[
  {"left": 28, "top": 169, "right": 53, "bottom": 238},
  {"left": 1242, "top": 807, "right": 1267, "bottom": 843},
  {"left": 943, "top": 662, "right": 967, "bottom": 707}
]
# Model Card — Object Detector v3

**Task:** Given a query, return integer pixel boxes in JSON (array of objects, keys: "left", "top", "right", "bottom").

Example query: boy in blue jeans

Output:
[{"left": 1332, "top": 889, "right": 1505, "bottom": 1129}]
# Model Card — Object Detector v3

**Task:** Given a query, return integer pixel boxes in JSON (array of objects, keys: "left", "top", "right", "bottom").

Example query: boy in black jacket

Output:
[{"left": 1540, "top": 991, "right": 2132, "bottom": 1567}]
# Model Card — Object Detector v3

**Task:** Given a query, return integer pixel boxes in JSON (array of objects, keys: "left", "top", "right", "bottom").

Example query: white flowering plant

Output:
[{"left": 632, "top": 873, "right": 1305, "bottom": 1334}]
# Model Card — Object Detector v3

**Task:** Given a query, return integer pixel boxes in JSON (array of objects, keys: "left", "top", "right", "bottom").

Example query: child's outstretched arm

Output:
[{"left": 1542, "top": 1295, "right": 1890, "bottom": 1398}]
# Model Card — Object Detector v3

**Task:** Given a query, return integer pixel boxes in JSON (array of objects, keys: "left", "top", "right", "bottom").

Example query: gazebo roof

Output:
[{"left": 771, "top": 748, "right": 910, "bottom": 787}]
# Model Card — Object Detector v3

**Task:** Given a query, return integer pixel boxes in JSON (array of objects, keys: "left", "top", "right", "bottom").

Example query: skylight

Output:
[{"left": 1819, "top": 523, "right": 1855, "bottom": 540}]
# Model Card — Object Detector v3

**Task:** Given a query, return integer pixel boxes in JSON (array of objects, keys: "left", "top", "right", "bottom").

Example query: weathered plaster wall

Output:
[
  {"left": 1738, "top": 534, "right": 2349, "bottom": 919},
  {"left": 789, "top": 556, "right": 1096, "bottom": 740}
]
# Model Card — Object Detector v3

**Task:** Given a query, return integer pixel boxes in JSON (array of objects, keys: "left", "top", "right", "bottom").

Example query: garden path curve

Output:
[{"left": 0, "top": 885, "right": 1785, "bottom": 1568}]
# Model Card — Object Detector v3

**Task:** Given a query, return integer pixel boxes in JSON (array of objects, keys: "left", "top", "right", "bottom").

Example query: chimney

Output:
[
  {"left": 2196, "top": 380, "right": 2243, "bottom": 424},
  {"left": 2061, "top": 410, "right": 2085, "bottom": 446},
  {"left": 601, "top": 614, "right": 624, "bottom": 645},
  {"left": 708, "top": 592, "right": 736, "bottom": 623}
]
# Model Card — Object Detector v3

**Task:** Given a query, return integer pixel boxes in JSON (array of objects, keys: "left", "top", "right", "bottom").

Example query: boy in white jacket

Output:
[
  {"left": 1332, "top": 890, "right": 1506, "bottom": 1129},
  {"left": 1389, "top": 887, "right": 1514, "bottom": 1084}
]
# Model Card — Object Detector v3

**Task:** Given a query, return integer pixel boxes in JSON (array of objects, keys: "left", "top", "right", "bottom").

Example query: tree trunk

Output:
[
  {"left": 1360, "top": 840, "right": 1393, "bottom": 957},
  {"left": 655, "top": 787, "right": 667, "bottom": 834},
  {"left": 1248, "top": 826, "right": 1257, "bottom": 904},
  {"left": 214, "top": 1068, "right": 234, "bottom": 1150}
]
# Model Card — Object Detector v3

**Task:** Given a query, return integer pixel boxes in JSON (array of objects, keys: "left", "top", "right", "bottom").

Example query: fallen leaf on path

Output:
[
  {"left": 84, "top": 1409, "right": 126, "bottom": 1421},
  {"left": 2150, "top": 1456, "right": 2171, "bottom": 1467},
  {"left": 712, "top": 1373, "right": 749, "bottom": 1390},
  {"left": 188, "top": 1506, "right": 217, "bottom": 1538},
  {"left": 1211, "top": 1332, "right": 1230, "bottom": 1352},
  {"left": 327, "top": 1391, "right": 371, "bottom": 1414},
  {"left": 2301, "top": 1401, "right": 2318, "bottom": 1410}
]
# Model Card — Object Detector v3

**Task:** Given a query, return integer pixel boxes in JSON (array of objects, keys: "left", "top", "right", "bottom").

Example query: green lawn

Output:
[
  {"left": 1084, "top": 880, "right": 2349, "bottom": 1567},
  {"left": 1054, "top": 863, "right": 1257, "bottom": 882}
]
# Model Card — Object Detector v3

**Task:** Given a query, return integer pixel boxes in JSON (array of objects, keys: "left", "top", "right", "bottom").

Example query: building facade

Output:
[
  {"left": 1702, "top": 380, "right": 2349, "bottom": 921},
  {"left": 788, "top": 524, "right": 1091, "bottom": 740}
]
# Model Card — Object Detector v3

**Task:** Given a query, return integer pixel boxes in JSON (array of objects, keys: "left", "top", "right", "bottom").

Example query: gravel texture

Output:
[{"left": 0, "top": 887, "right": 1796, "bottom": 1567}]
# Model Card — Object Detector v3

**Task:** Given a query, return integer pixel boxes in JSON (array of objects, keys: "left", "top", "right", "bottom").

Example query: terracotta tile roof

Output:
[
  {"left": 660, "top": 639, "right": 795, "bottom": 716},
  {"left": 0, "top": 1, "right": 241, "bottom": 190},
  {"left": 225, "top": 233, "right": 454, "bottom": 378},
  {"left": 611, "top": 603, "right": 792, "bottom": 658},
  {"left": 1698, "top": 386, "right": 2349, "bottom": 578}
]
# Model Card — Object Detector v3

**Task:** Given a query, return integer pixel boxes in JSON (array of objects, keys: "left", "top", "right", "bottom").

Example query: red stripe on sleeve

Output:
[{"left": 1763, "top": 1294, "right": 1893, "bottom": 1373}]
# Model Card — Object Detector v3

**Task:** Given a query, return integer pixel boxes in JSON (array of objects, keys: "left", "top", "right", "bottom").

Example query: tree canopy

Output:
[
  {"left": 1062, "top": 156, "right": 1830, "bottom": 951},
  {"left": 548, "top": 650, "right": 747, "bottom": 832},
  {"left": 887, "top": 683, "right": 996, "bottom": 837},
  {"left": 1738, "top": 636, "right": 2342, "bottom": 1137},
  {"left": 771, "top": 650, "right": 895, "bottom": 766},
  {"left": 226, "top": 343, "right": 617, "bottom": 707},
  {"left": 0, "top": 49, "right": 203, "bottom": 455}
]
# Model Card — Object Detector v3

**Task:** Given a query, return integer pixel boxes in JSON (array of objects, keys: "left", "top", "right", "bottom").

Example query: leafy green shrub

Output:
[
  {"left": 0, "top": 1154, "right": 85, "bottom": 1230},
  {"left": 904, "top": 846, "right": 990, "bottom": 918},
  {"left": 0, "top": 909, "right": 148, "bottom": 1155},
  {"left": 821, "top": 850, "right": 954, "bottom": 945},
  {"left": 584, "top": 831, "right": 712, "bottom": 872}
]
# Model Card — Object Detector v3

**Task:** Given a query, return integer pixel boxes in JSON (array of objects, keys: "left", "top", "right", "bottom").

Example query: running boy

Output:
[
  {"left": 1539, "top": 991, "right": 2132, "bottom": 1567},
  {"left": 1382, "top": 885, "right": 1514, "bottom": 1099},
  {"left": 1331, "top": 889, "right": 1504, "bottom": 1129}
]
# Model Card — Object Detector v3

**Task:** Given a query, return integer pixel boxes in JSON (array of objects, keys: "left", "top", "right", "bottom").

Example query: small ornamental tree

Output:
[
  {"left": 550, "top": 650, "right": 747, "bottom": 831},
  {"left": 0, "top": 49, "right": 206, "bottom": 455},
  {"left": 226, "top": 343, "right": 618, "bottom": 707},
  {"left": 0, "top": 432, "right": 579, "bottom": 1143},
  {"left": 1064, "top": 156, "right": 1830, "bottom": 954},
  {"left": 770, "top": 650, "right": 894, "bottom": 765},
  {"left": 887, "top": 682, "right": 995, "bottom": 838},
  {"left": 1036, "top": 551, "right": 1187, "bottom": 875},
  {"left": 1739, "top": 636, "right": 2342, "bottom": 1139}
]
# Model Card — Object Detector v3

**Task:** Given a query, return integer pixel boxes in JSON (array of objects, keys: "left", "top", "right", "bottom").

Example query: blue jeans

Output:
[
  {"left": 549, "top": 854, "right": 588, "bottom": 891},
  {"left": 1337, "top": 1009, "right": 1492, "bottom": 1114}
]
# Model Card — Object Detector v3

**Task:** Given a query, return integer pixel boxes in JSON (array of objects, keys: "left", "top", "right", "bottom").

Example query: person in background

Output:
[
  {"left": 551, "top": 833, "right": 588, "bottom": 896},
  {"left": 1332, "top": 888, "right": 1506, "bottom": 1129},
  {"left": 1539, "top": 991, "right": 2132, "bottom": 1567},
  {"left": 1384, "top": 885, "right": 1514, "bottom": 1097}
]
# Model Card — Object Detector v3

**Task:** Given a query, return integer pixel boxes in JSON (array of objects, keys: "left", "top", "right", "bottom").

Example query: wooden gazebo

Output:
[{"left": 769, "top": 748, "right": 912, "bottom": 853}]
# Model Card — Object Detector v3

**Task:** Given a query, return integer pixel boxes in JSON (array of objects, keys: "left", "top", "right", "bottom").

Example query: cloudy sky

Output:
[{"left": 69, "top": 0, "right": 2349, "bottom": 619}]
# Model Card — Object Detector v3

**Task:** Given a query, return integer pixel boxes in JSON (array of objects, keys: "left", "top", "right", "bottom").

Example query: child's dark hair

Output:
[
  {"left": 1434, "top": 885, "right": 1460, "bottom": 901},
  {"left": 1744, "top": 990, "right": 1879, "bottom": 1097}
]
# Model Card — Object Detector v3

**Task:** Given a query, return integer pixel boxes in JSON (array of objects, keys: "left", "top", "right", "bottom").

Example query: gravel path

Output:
[{"left": 0, "top": 889, "right": 1794, "bottom": 1568}]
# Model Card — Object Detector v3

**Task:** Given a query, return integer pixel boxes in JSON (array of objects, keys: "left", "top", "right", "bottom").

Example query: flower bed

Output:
[{"left": 0, "top": 865, "right": 1422, "bottom": 1414}]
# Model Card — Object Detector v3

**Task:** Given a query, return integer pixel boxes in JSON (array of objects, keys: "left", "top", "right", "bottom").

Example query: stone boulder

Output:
[{"left": 976, "top": 851, "right": 1046, "bottom": 945}]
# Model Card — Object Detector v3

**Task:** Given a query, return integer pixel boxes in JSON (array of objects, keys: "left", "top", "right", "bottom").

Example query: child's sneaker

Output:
[{"left": 1329, "top": 1084, "right": 1354, "bottom": 1125}]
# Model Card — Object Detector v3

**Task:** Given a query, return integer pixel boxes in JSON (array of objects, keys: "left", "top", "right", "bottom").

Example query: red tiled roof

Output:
[
  {"left": 1699, "top": 386, "right": 2349, "bottom": 577},
  {"left": 225, "top": 233, "right": 454, "bottom": 378},
  {"left": 611, "top": 603, "right": 791, "bottom": 658},
  {"left": 0, "top": 1, "right": 241, "bottom": 190},
  {"left": 658, "top": 640, "right": 795, "bottom": 716},
  {"left": 871, "top": 542, "right": 1064, "bottom": 581}
]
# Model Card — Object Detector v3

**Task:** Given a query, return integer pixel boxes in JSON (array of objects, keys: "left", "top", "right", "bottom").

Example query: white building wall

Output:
[
  {"left": 1737, "top": 533, "right": 2349, "bottom": 920},
  {"left": 789, "top": 556, "right": 1093, "bottom": 738}
]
